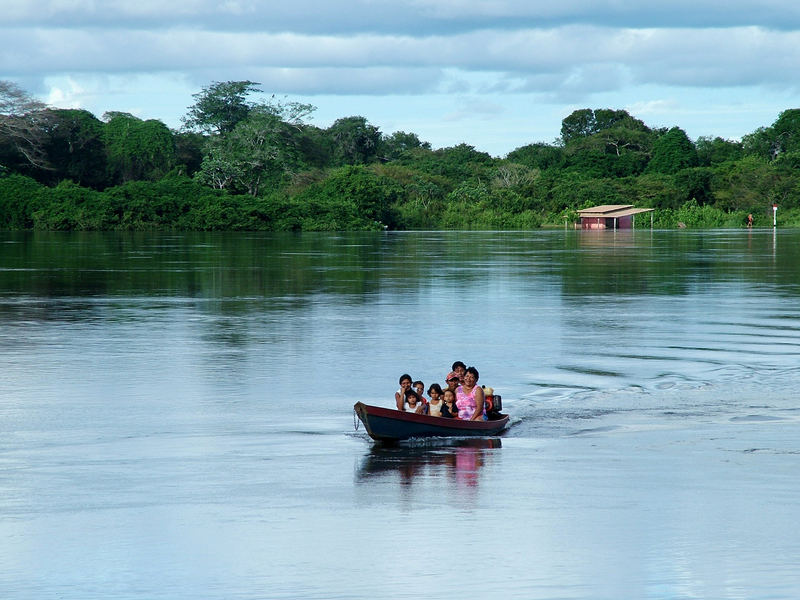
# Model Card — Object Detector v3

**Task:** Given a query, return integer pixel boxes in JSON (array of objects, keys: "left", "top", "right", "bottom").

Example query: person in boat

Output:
[
  {"left": 395, "top": 374, "right": 412, "bottom": 411},
  {"left": 412, "top": 380, "right": 426, "bottom": 401},
  {"left": 456, "top": 366, "right": 486, "bottom": 421},
  {"left": 445, "top": 371, "right": 460, "bottom": 394},
  {"left": 451, "top": 361, "right": 466, "bottom": 384},
  {"left": 403, "top": 389, "right": 425, "bottom": 414},
  {"left": 427, "top": 383, "right": 443, "bottom": 417},
  {"left": 440, "top": 388, "right": 458, "bottom": 418}
]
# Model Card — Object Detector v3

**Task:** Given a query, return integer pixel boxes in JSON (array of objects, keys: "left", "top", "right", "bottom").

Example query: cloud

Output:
[
  {"left": 44, "top": 76, "right": 86, "bottom": 108},
  {"left": 239, "top": 67, "right": 446, "bottom": 95},
  {"left": 5, "top": 0, "right": 800, "bottom": 35},
  {"left": 625, "top": 99, "right": 680, "bottom": 115},
  {"left": 3, "top": 24, "right": 800, "bottom": 98}
]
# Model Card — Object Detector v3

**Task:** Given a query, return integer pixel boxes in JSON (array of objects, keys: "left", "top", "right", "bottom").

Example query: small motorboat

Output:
[{"left": 353, "top": 401, "right": 509, "bottom": 442}]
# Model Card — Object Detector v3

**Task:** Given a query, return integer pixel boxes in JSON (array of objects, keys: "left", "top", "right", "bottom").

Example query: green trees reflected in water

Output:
[{"left": 2, "top": 232, "right": 799, "bottom": 327}]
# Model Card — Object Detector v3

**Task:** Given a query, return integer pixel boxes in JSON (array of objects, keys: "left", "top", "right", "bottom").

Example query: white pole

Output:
[{"left": 773, "top": 204, "right": 778, "bottom": 227}]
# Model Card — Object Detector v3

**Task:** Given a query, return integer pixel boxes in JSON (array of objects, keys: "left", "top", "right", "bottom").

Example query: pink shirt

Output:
[{"left": 455, "top": 385, "right": 484, "bottom": 420}]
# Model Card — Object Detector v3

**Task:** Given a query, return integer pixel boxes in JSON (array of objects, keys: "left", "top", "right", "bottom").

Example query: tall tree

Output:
[
  {"left": 742, "top": 126, "right": 780, "bottom": 160},
  {"left": 196, "top": 101, "right": 315, "bottom": 196},
  {"left": 646, "top": 127, "right": 698, "bottom": 175},
  {"left": 380, "top": 131, "right": 431, "bottom": 161},
  {"left": 104, "top": 112, "right": 176, "bottom": 183},
  {"left": 0, "top": 80, "right": 51, "bottom": 171},
  {"left": 737, "top": 111, "right": 800, "bottom": 161},
  {"left": 173, "top": 130, "right": 206, "bottom": 177},
  {"left": 771, "top": 108, "right": 800, "bottom": 155},
  {"left": 327, "top": 116, "right": 381, "bottom": 165},
  {"left": 696, "top": 136, "right": 743, "bottom": 166},
  {"left": 39, "top": 109, "right": 108, "bottom": 188},
  {"left": 507, "top": 143, "right": 565, "bottom": 171},
  {"left": 560, "top": 108, "right": 645, "bottom": 145},
  {"left": 560, "top": 108, "right": 596, "bottom": 144},
  {"left": 183, "top": 81, "right": 262, "bottom": 135}
]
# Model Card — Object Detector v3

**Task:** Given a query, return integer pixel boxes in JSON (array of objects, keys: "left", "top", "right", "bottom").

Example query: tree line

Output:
[{"left": 2, "top": 79, "right": 800, "bottom": 231}]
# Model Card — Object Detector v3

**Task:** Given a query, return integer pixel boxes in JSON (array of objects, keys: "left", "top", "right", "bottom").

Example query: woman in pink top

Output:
[{"left": 455, "top": 366, "right": 486, "bottom": 421}]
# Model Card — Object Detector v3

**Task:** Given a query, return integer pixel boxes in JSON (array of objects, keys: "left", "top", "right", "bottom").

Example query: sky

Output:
[{"left": 2, "top": 0, "right": 800, "bottom": 156}]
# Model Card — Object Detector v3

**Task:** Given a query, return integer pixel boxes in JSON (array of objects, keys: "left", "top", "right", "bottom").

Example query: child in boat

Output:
[
  {"left": 395, "top": 374, "right": 412, "bottom": 411},
  {"left": 440, "top": 388, "right": 459, "bottom": 418},
  {"left": 412, "top": 380, "right": 425, "bottom": 401},
  {"left": 403, "top": 389, "right": 425, "bottom": 414},
  {"left": 427, "top": 383, "right": 444, "bottom": 417},
  {"left": 445, "top": 371, "right": 460, "bottom": 394}
]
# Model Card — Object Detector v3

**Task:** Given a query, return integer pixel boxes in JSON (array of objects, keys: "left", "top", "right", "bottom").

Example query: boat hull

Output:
[{"left": 354, "top": 402, "right": 509, "bottom": 442}]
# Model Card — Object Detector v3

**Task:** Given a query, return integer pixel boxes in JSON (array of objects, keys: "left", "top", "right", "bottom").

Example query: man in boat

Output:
[{"left": 450, "top": 361, "right": 466, "bottom": 384}]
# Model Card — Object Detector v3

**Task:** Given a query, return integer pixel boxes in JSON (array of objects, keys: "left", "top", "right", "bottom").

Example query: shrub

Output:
[{"left": 0, "top": 174, "right": 45, "bottom": 229}]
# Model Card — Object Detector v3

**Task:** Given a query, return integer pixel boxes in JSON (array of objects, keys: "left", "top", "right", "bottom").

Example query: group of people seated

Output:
[{"left": 394, "top": 361, "right": 489, "bottom": 421}]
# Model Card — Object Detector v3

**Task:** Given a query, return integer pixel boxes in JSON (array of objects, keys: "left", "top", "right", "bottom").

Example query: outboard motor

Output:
[{"left": 482, "top": 385, "right": 503, "bottom": 419}]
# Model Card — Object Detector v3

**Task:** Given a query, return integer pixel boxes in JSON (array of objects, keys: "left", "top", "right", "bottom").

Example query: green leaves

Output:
[
  {"left": 183, "top": 81, "right": 262, "bottom": 135},
  {"left": 104, "top": 113, "right": 176, "bottom": 184},
  {"left": 327, "top": 116, "right": 382, "bottom": 166},
  {"left": 187, "top": 83, "right": 317, "bottom": 197},
  {"left": 647, "top": 127, "right": 698, "bottom": 175}
]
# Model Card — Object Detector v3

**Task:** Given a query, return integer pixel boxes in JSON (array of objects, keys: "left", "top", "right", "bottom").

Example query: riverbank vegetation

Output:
[{"left": 2, "top": 79, "right": 799, "bottom": 231}]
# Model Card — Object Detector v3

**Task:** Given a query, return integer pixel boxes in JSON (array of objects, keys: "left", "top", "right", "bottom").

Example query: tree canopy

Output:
[
  {"left": 3, "top": 79, "right": 800, "bottom": 231},
  {"left": 183, "top": 80, "right": 262, "bottom": 135}
]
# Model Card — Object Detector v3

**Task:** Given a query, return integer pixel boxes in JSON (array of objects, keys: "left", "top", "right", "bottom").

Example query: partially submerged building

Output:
[{"left": 577, "top": 205, "right": 655, "bottom": 230}]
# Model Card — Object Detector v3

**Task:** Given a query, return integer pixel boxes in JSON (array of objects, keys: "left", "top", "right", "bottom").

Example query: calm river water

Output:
[{"left": 2, "top": 229, "right": 800, "bottom": 599}]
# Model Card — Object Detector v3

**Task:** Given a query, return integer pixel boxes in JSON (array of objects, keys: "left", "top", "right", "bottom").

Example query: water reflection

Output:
[
  {"left": 356, "top": 438, "right": 501, "bottom": 489},
  {"left": 576, "top": 229, "right": 646, "bottom": 249},
  {"left": 5, "top": 230, "right": 800, "bottom": 325}
]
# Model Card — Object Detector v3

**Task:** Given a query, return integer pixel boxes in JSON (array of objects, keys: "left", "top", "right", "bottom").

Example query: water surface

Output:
[{"left": 1, "top": 229, "right": 799, "bottom": 599}]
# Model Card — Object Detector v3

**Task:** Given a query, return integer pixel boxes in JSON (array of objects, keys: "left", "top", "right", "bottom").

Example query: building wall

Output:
[
  {"left": 581, "top": 217, "right": 605, "bottom": 230},
  {"left": 580, "top": 216, "right": 634, "bottom": 229}
]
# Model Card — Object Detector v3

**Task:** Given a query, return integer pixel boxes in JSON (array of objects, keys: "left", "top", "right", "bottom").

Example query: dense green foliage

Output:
[
  {"left": 2, "top": 78, "right": 800, "bottom": 231},
  {"left": 103, "top": 113, "right": 176, "bottom": 184}
]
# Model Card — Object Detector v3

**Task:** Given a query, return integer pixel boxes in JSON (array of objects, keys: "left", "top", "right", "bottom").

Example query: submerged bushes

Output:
[{"left": 0, "top": 174, "right": 268, "bottom": 231}]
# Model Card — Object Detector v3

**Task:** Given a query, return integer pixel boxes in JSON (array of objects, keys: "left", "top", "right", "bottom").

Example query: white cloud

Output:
[
  {"left": 44, "top": 76, "right": 86, "bottom": 108},
  {"left": 625, "top": 99, "right": 680, "bottom": 115},
  {"left": 4, "top": 25, "right": 800, "bottom": 95}
]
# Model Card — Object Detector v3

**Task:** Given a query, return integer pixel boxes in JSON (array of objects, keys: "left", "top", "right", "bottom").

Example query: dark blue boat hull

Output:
[{"left": 354, "top": 402, "right": 509, "bottom": 442}]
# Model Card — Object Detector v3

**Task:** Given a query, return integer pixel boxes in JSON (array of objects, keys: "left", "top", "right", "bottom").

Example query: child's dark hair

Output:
[
  {"left": 452, "top": 361, "right": 466, "bottom": 371},
  {"left": 405, "top": 389, "right": 421, "bottom": 402},
  {"left": 428, "top": 383, "right": 443, "bottom": 396},
  {"left": 399, "top": 373, "right": 412, "bottom": 385},
  {"left": 412, "top": 380, "right": 424, "bottom": 388}
]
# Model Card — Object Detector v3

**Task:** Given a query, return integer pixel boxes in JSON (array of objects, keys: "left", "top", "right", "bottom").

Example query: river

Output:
[{"left": 1, "top": 229, "right": 799, "bottom": 599}]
